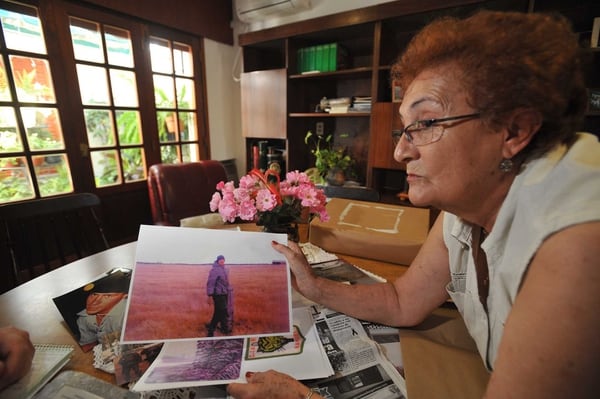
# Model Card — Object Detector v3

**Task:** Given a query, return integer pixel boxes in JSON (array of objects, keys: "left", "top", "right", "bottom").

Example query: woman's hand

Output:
[
  {"left": 271, "top": 241, "right": 318, "bottom": 299},
  {"left": 0, "top": 326, "right": 35, "bottom": 391},
  {"left": 228, "top": 370, "right": 319, "bottom": 399}
]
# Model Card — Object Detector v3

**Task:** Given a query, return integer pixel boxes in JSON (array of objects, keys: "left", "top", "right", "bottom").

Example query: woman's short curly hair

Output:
[{"left": 391, "top": 10, "right": 588, "bottom": 161}]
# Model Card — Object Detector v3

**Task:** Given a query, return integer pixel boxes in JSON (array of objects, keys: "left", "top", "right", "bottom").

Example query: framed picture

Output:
[
  {"left": 591, "top": 17, "right": 600, "bottom": 48},
  {"left": 392, "top": 79, "right": 402, "bottom": 102},
  {"left": 587, "top": 88, "right": 600, "bottom": 115}
]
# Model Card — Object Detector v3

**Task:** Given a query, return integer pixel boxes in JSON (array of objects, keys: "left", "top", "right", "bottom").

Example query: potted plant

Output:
[{"left": 304, "top": 131, "right": 353, "bottom": 186}]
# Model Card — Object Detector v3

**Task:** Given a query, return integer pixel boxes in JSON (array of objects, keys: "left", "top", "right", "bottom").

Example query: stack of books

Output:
[
  {"left": 322, "top": 97, "right": 352, "bottom": 114},
  {"left": 351, "top": 96, "right": 372, "bottom": 113},
  {"left": 297, "top": 43, "right": 349, "bottom": 74}
]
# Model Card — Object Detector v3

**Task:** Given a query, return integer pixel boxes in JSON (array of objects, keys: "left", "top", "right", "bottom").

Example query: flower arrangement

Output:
[{"left": 210, "top": 169, "right": 329, "bottom": 240}]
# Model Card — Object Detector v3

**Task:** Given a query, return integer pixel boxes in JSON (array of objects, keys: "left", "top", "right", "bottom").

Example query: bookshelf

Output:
[{"left": 239, "top": 0, "right": 600, "bottom": 203}]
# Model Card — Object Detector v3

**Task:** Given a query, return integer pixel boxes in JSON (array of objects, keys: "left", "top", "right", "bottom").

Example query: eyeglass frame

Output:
[{"left": 391, "top": 112, "right": 481, "bottom": 147}]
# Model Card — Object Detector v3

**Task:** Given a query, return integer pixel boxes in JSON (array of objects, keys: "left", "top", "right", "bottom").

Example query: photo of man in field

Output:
[
  {"left": 121, "top": 225, "right": 293, "bottom": 343},
  {"left": 205, "top": 255, "right": 232, "bottom": 337}
]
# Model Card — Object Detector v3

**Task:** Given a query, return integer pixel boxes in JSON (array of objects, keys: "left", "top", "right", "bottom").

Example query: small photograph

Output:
[
  {"left": 140, "top": 339, "right": 244, "bottom": 386},
  {"left": 52, "top": 268, "right": 132, "bottom": 352},
  {"left": 114, "top": 342, "right": 164, "bottom": 385},
  {"left": 587, "top": 88, "right": 600, "bottom": 115},
  {"left": 245, "top": 325, "right": 305, "bottom": 360},
  {"left": 392, "top": 79, "right": 402, "bottom": 102}
]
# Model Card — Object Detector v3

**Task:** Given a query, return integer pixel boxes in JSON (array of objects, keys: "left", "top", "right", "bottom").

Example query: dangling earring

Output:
[{"left": 499, "top": 158, "right": 513, "bottom": 173}]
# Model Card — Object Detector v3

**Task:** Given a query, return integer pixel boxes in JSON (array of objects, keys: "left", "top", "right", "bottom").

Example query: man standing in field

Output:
[{"left": 206, "top": 255, "right": 231, "bottom": 337}]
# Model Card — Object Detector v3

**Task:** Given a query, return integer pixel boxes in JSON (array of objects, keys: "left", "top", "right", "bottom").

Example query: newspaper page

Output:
[
  {"left": 298, "top": 244, "right": 407, "bottom": 398},
  {"left": 306, "top": 305, "right": 407, "bottom": 399}
]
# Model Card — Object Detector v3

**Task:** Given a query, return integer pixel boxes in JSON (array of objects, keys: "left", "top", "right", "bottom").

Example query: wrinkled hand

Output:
[
  {"left": 271, "top": 241, "right": 317, "bottom": 298},
  {"left": 0, "top": 326, "right": 35, "bottom": 391},
  {"left": 228, "top": 370, "right": 318, "bottom": 399}
]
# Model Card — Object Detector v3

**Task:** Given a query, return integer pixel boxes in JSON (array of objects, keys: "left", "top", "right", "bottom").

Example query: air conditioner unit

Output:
[{"left": 235, "top": 0, "right": 311, "bottom": 23}]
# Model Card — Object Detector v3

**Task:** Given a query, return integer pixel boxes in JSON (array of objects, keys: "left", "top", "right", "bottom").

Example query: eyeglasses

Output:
[{"left": 392, "top": 113, "right": 480, "bottom": 147}]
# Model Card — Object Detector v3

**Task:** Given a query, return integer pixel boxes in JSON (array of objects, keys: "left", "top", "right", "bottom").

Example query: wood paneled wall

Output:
[{"left": 78, "top": 0, "right": 234, "bottom": 45}]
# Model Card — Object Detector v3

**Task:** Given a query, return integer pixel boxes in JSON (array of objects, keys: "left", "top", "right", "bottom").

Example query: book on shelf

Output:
[
  {"left": 2, "top": 344, "right": 73, "bottom": 399},
  {"left": 297, "top": 42, "right": 349, "bottom": 73}
]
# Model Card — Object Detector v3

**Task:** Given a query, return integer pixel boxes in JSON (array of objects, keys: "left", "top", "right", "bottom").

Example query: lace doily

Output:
[{"left": 92, "top": 341, "right": 119, "bottom": 374}]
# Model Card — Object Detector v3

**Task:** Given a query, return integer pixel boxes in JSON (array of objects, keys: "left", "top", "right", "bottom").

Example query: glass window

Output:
[
  {"left": 70, "top": 16, "right": 146, "bottom": 187},
  {"left": 105, "top": 26, "right": 134, "bottom": 68},
  {"left": 0, "top": 3, "right": 73, "bottom": 204},
  {"left": 151, "top": 38, "right": 200, "bottom": 163},
  {"left": 0, "top": 6, "right": 46, "bottom": 53},
  {"left": 0, "top": 1, "right": 208, "bottom": 204}
]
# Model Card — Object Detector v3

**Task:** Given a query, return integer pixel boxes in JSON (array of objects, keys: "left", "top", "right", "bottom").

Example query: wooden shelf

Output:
[
  {"left": 289, "top": 67, "right": 373, "bottom": 79},
  {"left": 289, "top": 112, "right": 371, "bottom": 117},
  {"left": 240, "top": 0, "right": 600, "bottom": 198}
]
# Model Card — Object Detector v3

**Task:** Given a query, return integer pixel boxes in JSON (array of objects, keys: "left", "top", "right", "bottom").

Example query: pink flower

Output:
[
  {"left": 218, "top": 199, "right": 238, "bottom": 223},
  {"left": 210, "top": 169, "right": 329, "bottom": 224},
  {"left": 255, "top": 189, "right": 277, "bottom": 212},
  {"left": 238, "top": 199, "right": 257, "bottom": 220}
]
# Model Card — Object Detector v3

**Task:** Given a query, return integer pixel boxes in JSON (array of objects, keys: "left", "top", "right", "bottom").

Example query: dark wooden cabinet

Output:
[{"left": 239, "top": 0, "right": 600, "bottom": 202}]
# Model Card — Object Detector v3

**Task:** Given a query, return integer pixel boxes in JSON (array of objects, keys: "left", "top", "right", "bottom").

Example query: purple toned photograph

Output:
[{"left": 144, "top": 339, "right": 244, "bottom": 383}]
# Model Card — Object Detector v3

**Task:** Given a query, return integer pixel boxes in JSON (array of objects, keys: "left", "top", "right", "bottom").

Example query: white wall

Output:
[
  {"left": 207, "top": 1, "right": 397, "bottom": 177},
  {"left": 204, "top": 38, "right": 244, "bottom": 179}
]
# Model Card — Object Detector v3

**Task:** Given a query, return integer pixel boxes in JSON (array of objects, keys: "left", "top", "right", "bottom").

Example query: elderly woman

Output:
[{"left": 228, "top": 10, "right": 600, "bottom": 399}]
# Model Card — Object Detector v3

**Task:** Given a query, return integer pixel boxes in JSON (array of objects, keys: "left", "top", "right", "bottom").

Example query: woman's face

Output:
[{"left": 395, "top": 65, "right": 507, "bottom": 215}]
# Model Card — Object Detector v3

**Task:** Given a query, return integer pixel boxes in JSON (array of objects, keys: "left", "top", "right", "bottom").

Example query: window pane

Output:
[
  {"left": 84, "top": 109, "right": 115, "bottom": 147},
  {"left": 34, "top": 154, "right": 73, "bottom": 197},
  {"left": 160, "top": 145, "right": 178, "bottom": 163},
  {"left": 181, "top": 143, "right": 199, "bottom": 162},
  {"left": 110, "top": 69, "right": 138, "bottom": 107},
  {"left": 77, "top": 64, "right": 110, "bottom": 105},
  {"left": 157, "top": 111, "right": 176, "bottom": 143},
  {"left": 175, "top": 78, "right": 195, "bottom": 109},
  {"left": 21, "top": 107, "right": 64, "bottom": 151},
  {"left": 0, "top": 6, "right": 46, "bottom": 54},
  {"left": 179, "top": 111, "right": 197, "bottom": 141},
  {"left": 105, "top": 26, "right": 133, "bottom": 67},
  {"left": 115, "top": 110, "right": 142, "bottom": 145},
  {"left": 10, "top": 56, "right": 56, "bottom": 103},
  {"left": 0, "top": 156, "right": 35, "bottom": 202},
  {"left": 0, "top": 58, "right": 12, "bottom": 101},
  {"left": 154, "top": 75, "right": 175, "bottom": 108},
  {"left": 173, "top": 42, "right": 193, "bottom": 76},
  {"left": 150, "top": 38, "right": 172, "bottom": 74},
  {"left": 121, "top": 147, "right": 145, "bottom": 182},
  {"left": 69, "top": 17, "right": 104, "bottom": 63},
  {"left": 0, "top": 107, "right": 22, "bottom": 153},
  {"left": 91, "top": 149, "right": 121, "bottom": 187}
]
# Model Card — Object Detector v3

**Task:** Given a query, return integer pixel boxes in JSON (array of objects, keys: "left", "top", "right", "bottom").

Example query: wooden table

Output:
[{"left": 0, "top": 240, "right": 408, "bottom": 385}]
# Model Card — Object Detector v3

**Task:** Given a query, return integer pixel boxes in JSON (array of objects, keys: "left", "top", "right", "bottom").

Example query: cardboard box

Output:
[{"left": 309, "top": 198, "right": 430, "bottom": 265}]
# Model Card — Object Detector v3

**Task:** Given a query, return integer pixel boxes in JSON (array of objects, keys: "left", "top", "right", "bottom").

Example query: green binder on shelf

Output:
[
  {"left": 315, "top": 44, "right": 324, "bottom": 72},
  {"left": 320, "top": 44, "right": 330, "bottom": 72},
  {"left": 297, "top": 48, "right": 305, "bottom": 74},
  {"left": 298, "top": 42, "right": 349, "bottom": 73},
  {"left": 306, "top": 46, "right": 316, "bottom": 72}
]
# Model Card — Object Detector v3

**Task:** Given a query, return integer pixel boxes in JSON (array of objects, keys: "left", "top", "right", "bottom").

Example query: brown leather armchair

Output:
[{"left": 147, "top": 161, "right": 228, "bottom": 226}]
